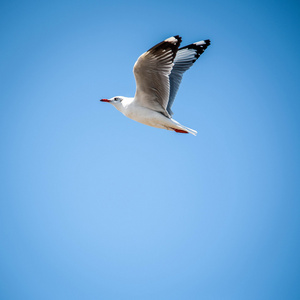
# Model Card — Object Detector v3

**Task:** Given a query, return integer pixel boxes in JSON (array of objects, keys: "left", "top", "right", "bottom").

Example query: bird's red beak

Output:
[{"left": 100, "top": 99, "right": 111, "bottom": 102}]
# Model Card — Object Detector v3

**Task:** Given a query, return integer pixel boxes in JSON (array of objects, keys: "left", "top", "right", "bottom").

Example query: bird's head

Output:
[{"left": 100, "top": 96, "right": 124, "bottom": 105}]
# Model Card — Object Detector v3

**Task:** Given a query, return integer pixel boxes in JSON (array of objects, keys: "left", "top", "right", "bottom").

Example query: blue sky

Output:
[{"left": 1, "top": 0, "right": 300, "bottom": 299}]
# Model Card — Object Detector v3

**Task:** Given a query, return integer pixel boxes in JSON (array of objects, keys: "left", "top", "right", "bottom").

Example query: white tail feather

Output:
[{"left": 183, "top": 126, "right": 197, "bottom": 136}]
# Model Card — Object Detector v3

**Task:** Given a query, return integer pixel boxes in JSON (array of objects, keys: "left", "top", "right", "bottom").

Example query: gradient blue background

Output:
[{"left": 1, "top": 0, "right": 299, "bottom": 299}]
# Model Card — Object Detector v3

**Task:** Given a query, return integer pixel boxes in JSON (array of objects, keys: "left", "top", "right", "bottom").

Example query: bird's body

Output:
[
  {"left": 108, "top": 96, "right": 197, "bottom": 135},
  {"left": 100, "top": 35, "right": 210, "bottom": 136}
]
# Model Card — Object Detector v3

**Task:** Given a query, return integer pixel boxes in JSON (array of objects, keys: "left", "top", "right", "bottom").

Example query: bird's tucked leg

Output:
[{"left": 173, "top": 128, "right": 189, "bottom": 134}]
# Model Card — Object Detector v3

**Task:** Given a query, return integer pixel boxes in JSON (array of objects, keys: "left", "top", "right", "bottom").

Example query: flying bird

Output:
[{"left": 100, "top": 35, "right": 210, "bottom": 136}]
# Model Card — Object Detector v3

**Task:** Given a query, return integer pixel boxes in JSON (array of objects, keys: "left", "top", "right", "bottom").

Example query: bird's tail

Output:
[
  {"left": 170, "top": 119, "right": 197, "bottom": 136},
  {"left": 171, "top": 123, "right": 197, "bottom": 135},
  {"left": 181, "top": 125, "right": 197, "bottom": 136}
]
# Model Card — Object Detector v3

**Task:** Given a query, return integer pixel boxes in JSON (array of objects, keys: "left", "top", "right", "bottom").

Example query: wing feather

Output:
[
  {"left": 167, "top": 39, "right": 211, "bottom": 116},
  {"left": 133, "top": 36, "right": 182, "bottom": 117}
]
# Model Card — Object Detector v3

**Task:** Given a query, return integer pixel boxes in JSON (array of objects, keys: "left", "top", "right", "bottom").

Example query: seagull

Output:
[{"left": 100, "top": 35, "right": 210, "bottom": 136}]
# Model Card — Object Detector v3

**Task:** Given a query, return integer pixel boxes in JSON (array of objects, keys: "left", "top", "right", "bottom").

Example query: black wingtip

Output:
[
  {"left": 204, "top": 39, "right": 211, "bottom": 46},
  {"left": 148, "top": 36, "right": 182, "bottom": 60},
  {"left": 178, "top": 39, "right": 211, "bottom": 59},
  {"left": 173, "top": 35, "right": 182, "bottom": 44}
]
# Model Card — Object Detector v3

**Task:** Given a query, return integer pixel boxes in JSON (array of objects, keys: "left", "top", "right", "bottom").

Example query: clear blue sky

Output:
[{"left": 1, "top": 0, "right": 300, "bottom": 299}]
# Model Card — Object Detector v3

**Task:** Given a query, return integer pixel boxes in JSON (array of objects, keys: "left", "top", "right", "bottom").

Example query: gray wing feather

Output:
[{"left": 167, "top": 40, "right": 211, "bottom": 116}]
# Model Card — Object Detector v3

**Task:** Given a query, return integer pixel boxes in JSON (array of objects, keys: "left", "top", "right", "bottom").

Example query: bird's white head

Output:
[
  {"left": 100, "top": 96, "right": 126, "bottom": 110},
  {"left": 100, "top": 96, "right": 124, "bottom": 104}
]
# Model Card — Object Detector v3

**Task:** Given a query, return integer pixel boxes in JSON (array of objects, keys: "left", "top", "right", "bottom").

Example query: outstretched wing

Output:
[
  {"left": 167, "top": 39, "right": 211, "bottom": 116},
  {"left": 133, "top": 36, "right": 182, "bottom": 117}
]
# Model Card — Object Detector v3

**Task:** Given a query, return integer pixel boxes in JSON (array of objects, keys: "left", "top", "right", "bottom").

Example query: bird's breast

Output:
[{"left": 122, "top": 104, "right": 170, "bottom": 129}]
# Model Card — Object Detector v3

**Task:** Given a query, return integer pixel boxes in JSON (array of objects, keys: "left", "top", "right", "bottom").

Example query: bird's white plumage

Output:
[
  {"left": 100, "top": 36, "right": 210, "bottom": 136},
  {"left": 194, "top": 40, "right": 207, "bottom": 46}
]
